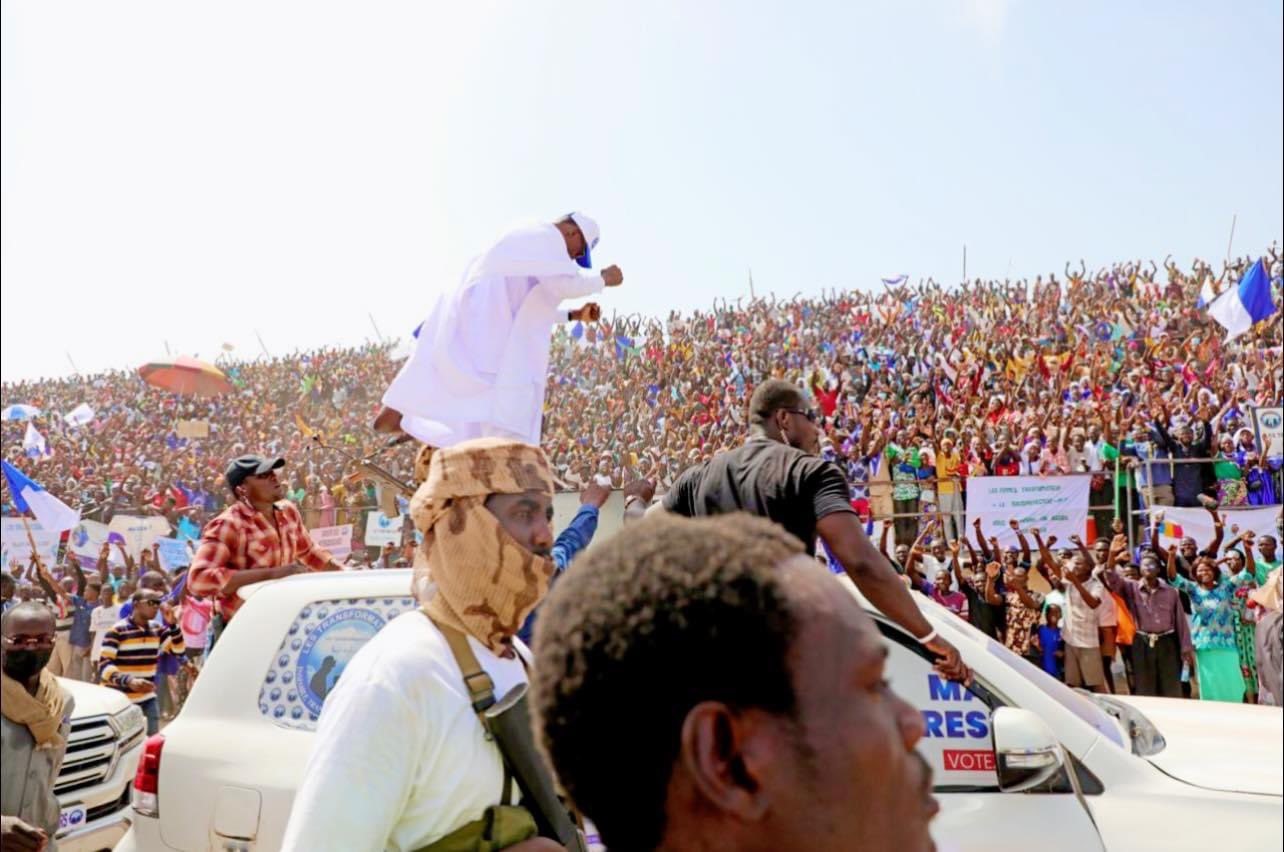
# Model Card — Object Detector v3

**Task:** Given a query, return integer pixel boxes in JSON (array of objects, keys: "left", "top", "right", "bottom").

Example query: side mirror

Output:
[{"left": 991, "top": 707, "right": 1065, "bottom": 792}]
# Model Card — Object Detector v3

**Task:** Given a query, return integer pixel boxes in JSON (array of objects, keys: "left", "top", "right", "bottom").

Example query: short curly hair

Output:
[{"left": 530, "top": 512, "right": 806, "bottom": 852}]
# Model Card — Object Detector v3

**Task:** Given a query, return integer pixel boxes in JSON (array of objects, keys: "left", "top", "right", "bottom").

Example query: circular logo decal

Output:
[{"left": 295, "top": 608, "right": 385, "bottom": 716}]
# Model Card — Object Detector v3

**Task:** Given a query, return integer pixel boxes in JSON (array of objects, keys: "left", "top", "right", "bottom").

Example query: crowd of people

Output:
[
  {"left": 2, "top": 343, "right": 419, "bottom": 541},
  {"left": 3, "top": 245, "right": 1283, "bottom": 851},
  {"left": 2, "top": 245, "right": 1280, "bottom": 669},
  {"left": 545, "top": 249, "right": 1280, "bottom": 499},
  {"left": 891, "top": 508, "right": 1282, "bottom": 703},
  {"left": 5, "top": 250, "right": 1283, "bottom": 538}
]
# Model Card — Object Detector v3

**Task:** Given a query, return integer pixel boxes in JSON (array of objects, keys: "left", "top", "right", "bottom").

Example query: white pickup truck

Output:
[
  {"left": 117, "top": 570, "right": 1283, "bottom": 851},
  {"left": 54, "top": 676, "right": 146, "bottom": 851}
]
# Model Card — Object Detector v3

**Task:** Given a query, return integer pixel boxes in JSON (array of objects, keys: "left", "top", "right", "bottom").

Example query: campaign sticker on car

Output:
[
  {"left": 58, "top": 803, "right": 87, "bottom": 834},
  {"left": 260, "top": 597, "right": 414, "bottom": 730}
]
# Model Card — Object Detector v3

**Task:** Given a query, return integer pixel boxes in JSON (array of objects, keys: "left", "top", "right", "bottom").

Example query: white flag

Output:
[
  {"left": 22, "top": 423, "right": 51, "bottom": 460},
  {"left": 64, "top": 403, "right": 96, "bottom": 427}
]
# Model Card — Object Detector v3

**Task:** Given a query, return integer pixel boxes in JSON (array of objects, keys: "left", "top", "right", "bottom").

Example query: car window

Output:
[
  {"left": 259, "top": 596, "right": 415, "bottom": 730},
  {"left": 877, "top": 621, "right": 1002, "bottom": 792}
]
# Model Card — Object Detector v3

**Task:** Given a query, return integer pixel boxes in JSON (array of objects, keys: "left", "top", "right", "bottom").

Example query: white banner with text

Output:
[
  {"left": 964, "top": 475, "right": 1091, "bottom": 548},
  {"left": 310, "top": 524, "right": 354, "bottom": 560}
]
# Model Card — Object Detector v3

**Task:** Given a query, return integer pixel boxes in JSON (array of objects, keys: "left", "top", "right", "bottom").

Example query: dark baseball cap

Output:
[{"left": 226, "top": 454, "right": 285, "bottom": 490}]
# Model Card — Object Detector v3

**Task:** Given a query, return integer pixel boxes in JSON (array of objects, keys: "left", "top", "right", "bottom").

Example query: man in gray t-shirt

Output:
[{"left": 3, "top": 602, "right": 75, "bottom": 851}]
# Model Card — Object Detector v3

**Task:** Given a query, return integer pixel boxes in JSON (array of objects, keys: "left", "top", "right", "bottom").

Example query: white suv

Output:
[
  {"left": 55, "top": 677, "right": 146, "bottom": 852},
  {"left": 118, "top": 570, "right": 1283, "bottom": 851}
]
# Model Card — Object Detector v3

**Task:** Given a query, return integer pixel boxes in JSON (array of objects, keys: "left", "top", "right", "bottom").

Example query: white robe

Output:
[{"left": 383, "top": 223, "right": 604, "bottom": 447}]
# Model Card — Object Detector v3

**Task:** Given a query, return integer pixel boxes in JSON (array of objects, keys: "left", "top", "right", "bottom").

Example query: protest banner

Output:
[
  {"left": 1, "top": 518, "right": 62, "bottom": 567},
  {"left": 364, "top": 512, "right": 405, "bottom": 547},
  {"left": 1252, "top": 406, "right": 1283, "bottom": 456},
  {"left": 310, "top": 524, "right": 354, "bottom": 560},
  {"left": 1148, "top": 506, "right": 1282, "bottom": 552},
  {"left": 108, "top": 514, "right": 173, "bottom": 558},
  {"left": 155, "top": 537, "right": 194, "bottom": 572},
  {"left": 176, "top": 515, "right": 201, "bottom": 541},
  {"left": 68, "top": 519, "right": 126, "bottom": 567},
  {"left": 964, "top": 475, "right": 1091, "bottom": 549},
  {"left": 176, "top": 419, "right": 210, "bottom": 439}
]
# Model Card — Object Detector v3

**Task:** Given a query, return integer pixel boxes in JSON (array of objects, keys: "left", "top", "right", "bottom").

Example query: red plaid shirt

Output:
[{"left": 189, "top": 500, "right": 335, "bottom": 620}]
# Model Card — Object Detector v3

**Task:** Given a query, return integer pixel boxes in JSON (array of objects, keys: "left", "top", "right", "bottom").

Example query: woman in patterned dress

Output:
[
  {"left": 1003, "top": 562, "right": 1046, "bottom": 667},
  {"left": 1226, "top": 532, "right": 1264, "bottom": 703},
  {"left": 1211, "top": 434, "right": 1247, "bottom": 507},
  {"left": 1169, "top": 555, "right": 1255, "bottom": 702}
]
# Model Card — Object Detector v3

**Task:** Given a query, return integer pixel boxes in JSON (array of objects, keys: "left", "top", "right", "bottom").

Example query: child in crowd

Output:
[{"left": 1033, "top": 604, "right": 1065, "bottom": 681}]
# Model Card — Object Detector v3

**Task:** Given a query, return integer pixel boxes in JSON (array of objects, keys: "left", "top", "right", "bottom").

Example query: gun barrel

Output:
[{"left": 485, "top": 685, "right": 585, "bottom": 852}]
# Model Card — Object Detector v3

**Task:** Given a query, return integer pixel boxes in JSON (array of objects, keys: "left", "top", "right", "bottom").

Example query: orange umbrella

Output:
[{"left": 138, "top": 356, "right": 234, "bottom": 397}]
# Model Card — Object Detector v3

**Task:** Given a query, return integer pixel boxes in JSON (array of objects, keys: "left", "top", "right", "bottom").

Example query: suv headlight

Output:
[{"left": 112, "top": 704, "right": 146, "bottom": 745}]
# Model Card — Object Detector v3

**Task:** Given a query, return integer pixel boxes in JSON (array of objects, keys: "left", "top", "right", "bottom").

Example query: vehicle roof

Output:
[{"left": 238, "top": 568, "right": 416, "bottom": 601}]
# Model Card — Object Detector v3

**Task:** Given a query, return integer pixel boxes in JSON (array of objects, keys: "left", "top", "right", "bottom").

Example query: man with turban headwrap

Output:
[{"left": 283, "top": 438, "right": 566, "bottom": 852}]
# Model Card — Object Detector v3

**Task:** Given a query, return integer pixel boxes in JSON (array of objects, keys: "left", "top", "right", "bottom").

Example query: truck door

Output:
[{"left": 878, "top": 620, "right": 1105, "bottom": 852}]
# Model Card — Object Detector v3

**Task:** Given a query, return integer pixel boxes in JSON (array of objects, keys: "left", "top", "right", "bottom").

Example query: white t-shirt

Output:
[
  {"left": 281, "top": 612, "right": 528, "bottom": 852},
  {"left": 1065, "top": 442, "right": 1103, "bottom": 474},
  {"left": 90, "top": 604, "right": 123, "bottom": 661},
  {"left": 918, "top": 554, "right": 950, "bottom": 579},
  {"left": 1061, "top": 577, "right": 1106, "bottom": 649}
]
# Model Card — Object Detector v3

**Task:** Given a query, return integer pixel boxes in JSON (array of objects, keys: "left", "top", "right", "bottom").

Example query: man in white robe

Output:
[{"left": 376, "top": 213, "right": 622, "bottom": 447}]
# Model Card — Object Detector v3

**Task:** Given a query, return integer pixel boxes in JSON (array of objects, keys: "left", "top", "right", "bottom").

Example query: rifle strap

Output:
[{"left": 423, "top": 612, "right": 515, "bottom": 806}]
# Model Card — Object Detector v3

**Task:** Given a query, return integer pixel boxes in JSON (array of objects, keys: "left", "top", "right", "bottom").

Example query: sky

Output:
[{"left": 2, "top": 0, "right": 1281, "bottom": 382}]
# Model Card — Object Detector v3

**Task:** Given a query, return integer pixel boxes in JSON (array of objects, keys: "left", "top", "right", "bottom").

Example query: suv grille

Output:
[
  {"left": 86, "top": 783, "right": 132, "bottom": 822},
  {"left": 55, "top": 714, "right": 117, "bottom": 796}
]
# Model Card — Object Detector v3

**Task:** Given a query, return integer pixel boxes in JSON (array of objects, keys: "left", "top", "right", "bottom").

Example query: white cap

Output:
[{"left": 567, "top": 211, "right": 600, "bottom": 269}]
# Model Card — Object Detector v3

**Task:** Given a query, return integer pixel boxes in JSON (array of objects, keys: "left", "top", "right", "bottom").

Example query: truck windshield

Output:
[{"left": 983, "top": 635, "right": 1126, "bottom": 750}]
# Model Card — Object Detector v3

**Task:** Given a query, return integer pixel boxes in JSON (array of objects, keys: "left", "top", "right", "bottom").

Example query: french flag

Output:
[{"left": 2, "top": 460, "right": 80, "bottom": 532}]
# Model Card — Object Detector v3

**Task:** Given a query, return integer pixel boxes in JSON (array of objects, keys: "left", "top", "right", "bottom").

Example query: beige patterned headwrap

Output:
[{"left": 410, "top": 438, "right": 556, "bottom": 653}]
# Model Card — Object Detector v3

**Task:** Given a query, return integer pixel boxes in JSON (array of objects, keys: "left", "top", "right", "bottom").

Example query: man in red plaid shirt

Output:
[{"left": 189, "top": 455, "right": 342, "bottom": 642}]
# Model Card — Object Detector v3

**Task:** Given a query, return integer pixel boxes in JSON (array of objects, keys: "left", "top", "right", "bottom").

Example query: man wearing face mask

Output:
[
  {"left": 189, "top": 455, "right": 343, "bottom": 645},
  {"left": 661, "top": 379, "right": 968, "bottom": 681},
  {"left": 2, "top": 602, "right": 75, "bottom": 852},
  {"left": 281, "top": 438, "right": 567, "bottom": 852}
]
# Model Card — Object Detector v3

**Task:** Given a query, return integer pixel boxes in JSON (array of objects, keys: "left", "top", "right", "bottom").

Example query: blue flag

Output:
[
  {"left": 2, "top": 460, "right": 80, "bottom": 532},
  {"left": 1208, "top": 258, "right": 1278, "bottom": 340}
]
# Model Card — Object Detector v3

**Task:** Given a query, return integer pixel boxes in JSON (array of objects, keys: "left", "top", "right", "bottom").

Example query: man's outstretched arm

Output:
[{"left": 818, "top": 512, "right": 970, "bottom": 682}]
